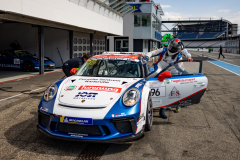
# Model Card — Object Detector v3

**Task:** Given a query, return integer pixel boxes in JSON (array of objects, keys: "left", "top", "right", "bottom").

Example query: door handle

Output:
[{"left": 194, "top": 82, "right": 205, "bottom": 87}]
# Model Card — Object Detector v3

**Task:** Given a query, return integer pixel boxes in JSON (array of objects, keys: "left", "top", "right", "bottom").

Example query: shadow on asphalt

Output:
[{"left": 4, "top": 111, "right": 132, "bottom": 157}]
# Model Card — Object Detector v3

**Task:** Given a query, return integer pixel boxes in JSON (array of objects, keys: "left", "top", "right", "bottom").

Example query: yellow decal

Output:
[{"left": 86, "top": 60, "right": 97, "bottom": 65}]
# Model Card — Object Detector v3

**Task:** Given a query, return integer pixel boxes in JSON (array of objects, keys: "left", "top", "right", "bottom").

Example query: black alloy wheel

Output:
[
  {"left": 145, "top": 95, "right": 153, "bottom": 131},
  {"left": 22, "top": 61, "right": 34, "bottom": 72}
]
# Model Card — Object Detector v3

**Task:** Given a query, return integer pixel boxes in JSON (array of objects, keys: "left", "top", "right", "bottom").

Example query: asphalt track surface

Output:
[{"left": 0, "top": 51, "right": 240, "bottom": 160}]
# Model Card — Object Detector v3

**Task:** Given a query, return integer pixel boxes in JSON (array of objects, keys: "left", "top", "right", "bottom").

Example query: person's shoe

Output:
[
  {"left": 174, "top": 107, "right": 181, "bottom": 113},
  {"left": 160, "top": 114, "right": 168, "bottom": 119},
  {"left": 174, "top": 110, "right": 180, "bottom": 113}
]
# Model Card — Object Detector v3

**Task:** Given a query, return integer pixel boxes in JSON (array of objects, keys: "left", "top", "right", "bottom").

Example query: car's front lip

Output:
[
  {"left": 37, "top": 125, "right": 144, "bottom": 143},
  {"left": 37, "top": 110, "right": 140, "bottom": 142}
]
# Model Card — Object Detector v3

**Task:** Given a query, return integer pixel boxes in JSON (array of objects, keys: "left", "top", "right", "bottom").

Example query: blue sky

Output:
[{"left": 155, "top": 0, "right": 240, "bottom": 34}]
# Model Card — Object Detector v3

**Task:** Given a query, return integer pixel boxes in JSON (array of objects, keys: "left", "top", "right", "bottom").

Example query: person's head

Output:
[
  {"left": 83, "top": 54, "right": 90, "bottom": 62},
  {"left": 167, "top": 38, "right": 183, "bottom": 56},
  {"left": 14, "top": 40, "right": 18, "bottom": 44},
  {"left": 163, "top": 43, "right": 168, "bottom": 47}
]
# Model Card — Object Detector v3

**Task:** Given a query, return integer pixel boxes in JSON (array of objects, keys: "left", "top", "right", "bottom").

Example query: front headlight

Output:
[
  {"left": 122, "top": 88, "right": 140, "bottom": 107},
  {"left": 44, "top": 84, "right": 58, "bottom": 101}
]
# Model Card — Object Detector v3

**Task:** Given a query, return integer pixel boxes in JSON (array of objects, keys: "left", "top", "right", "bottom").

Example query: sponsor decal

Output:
[
  {"left": 133, "top": 78, "right": 137, "bottom": 80},
  {"left": 123, "top": 82, "right": 135, "bottom": 89},
  {"left": 78, "top": 86, "right": 122, "bottom": 93},
  {"left": 0, "top": 64, "right": 20, "bottom": 68},
  {"left": 60, "top": 116, "right": 93, "bottom": 125},
  {"left": 112, "top": 113, "right": 126, "bottom": 117},
  {"left": 135, "top": 83, "right": 142, "bottom": 88},
  {"left": 64, "top": 85, "right": 77, "bottom": 91},
  {"left": 40, "top": 107, "right": 48, "bottom": 112},
  {"left": 61, "top": 95, "right": 64, "bottom": 97},
  {"left": 152, "top": 100, "right": 162, "bottom": 105},
  {"left": 86, "top": 60, "right": 97, "bottom": 65},
  {"left": 68, "top": 133, "right": 88, "bottom": 137},
  {"left": 81, "top": 100, "right": 85, "bottom": 103},
  {"left": 110, "top": 98, "right": 113, "bottom": 100},
  {"left": 171, "top": 78, "right": 197, "bottom": 84},
  {"left": 169, "top": 86, "right": 180, "bottom": 99},
  {"left": 14, "top": 58, "right": 20, "bottom": 64},
  {"left": 166, "top": 80, "right": 170, "bottom": 84},
  {"left": 179, "top": 100, "right": 192, "bottom": 105},
  {"left": 71, "top": 79, "right": 76, "bottom": 83},
  {"left": 74, "top": 92, "right": 98, "bottom": 100},
  {"left": 79, "top": 78, "right": 121, "bottom": 83}
]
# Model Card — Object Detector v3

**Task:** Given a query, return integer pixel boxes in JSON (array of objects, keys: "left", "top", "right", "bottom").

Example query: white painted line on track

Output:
[
  {"left": 0, "top": 87, "right": 44, "bottom": 102},
  {"left": 191, "top": 52, "right": 240, "bottom": 77},
  {"left": 208, "top": 61, "right": 240, "bottom": 77}
]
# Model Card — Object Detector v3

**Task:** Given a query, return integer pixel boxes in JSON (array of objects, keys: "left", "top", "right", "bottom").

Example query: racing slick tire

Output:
[
  {"left": 22, "top": 61, "right": 34, "bottom": 72},
  {"left": 145, "top": 94, "right": 153, "bottom": 131}
]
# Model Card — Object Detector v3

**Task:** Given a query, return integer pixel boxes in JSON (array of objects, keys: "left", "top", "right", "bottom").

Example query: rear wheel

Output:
[
  {"left": 145, "top": 95, "right": 153, "bottom": 131},
  {"left": 22, "top": 61, "right": 34, "bottom": 72}
]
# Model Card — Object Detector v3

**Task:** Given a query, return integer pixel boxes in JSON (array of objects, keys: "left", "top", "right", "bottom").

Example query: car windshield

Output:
[
  {"left": 15, "top": 51, "right": 34, "bottom": 57},
  {"left": 76, "top": 59, "right": 142, "bottom": 78}
]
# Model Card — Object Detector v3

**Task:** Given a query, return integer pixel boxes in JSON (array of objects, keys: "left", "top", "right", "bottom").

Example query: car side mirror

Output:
[
  {"left": 158, "top": 71, "right": 172, "bottom": 82},
  {"left": 70, "top": 68, "right": 77, "bottom": 75}
]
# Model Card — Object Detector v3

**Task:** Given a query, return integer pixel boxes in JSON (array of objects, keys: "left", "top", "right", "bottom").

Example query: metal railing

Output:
[{"left": 69, "top": 0, "right": 134, "bottom": 17}]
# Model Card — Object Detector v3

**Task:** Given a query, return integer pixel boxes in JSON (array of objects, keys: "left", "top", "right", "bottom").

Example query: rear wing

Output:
[{"left": 102, "top": 52, "right": 148, "bottom": 55}]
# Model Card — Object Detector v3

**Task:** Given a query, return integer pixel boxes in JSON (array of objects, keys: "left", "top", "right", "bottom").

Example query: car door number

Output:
[{"left": 151, "top": 87, "right": 165, "bottom": 97}]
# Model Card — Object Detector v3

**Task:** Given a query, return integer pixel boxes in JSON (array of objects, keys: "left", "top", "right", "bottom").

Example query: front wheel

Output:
[{"left": 145, "top": 95, "right": 153, "bottom": 131}]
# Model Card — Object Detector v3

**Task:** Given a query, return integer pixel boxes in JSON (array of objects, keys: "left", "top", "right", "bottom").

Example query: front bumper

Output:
[
  {"left": 37, "top": 125, "right": 143, "bottom": 143},
  {"left": 37, "top": 111, "right": 142, "bottom": 142}
]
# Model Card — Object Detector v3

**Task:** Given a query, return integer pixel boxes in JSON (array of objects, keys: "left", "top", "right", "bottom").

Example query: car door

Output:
[
  {"left": 147, "top": 60, "right": 208, "bottom": 108},
  {"left": 0, "top": 50, "right": 20, "bottom": 69}
]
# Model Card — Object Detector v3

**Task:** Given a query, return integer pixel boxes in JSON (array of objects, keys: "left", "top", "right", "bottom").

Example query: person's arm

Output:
[
  {"left": 139, "top": 48, "right": 165, "bottom": 62},
  {"left": 181, "top": 49, "right": 193, "bottom": 62}
]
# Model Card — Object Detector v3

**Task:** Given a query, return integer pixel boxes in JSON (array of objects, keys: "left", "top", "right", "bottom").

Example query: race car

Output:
[
  {"left": 0, "top": 50, "right": 55, "bottom": 71},
  {"left": 37, "top": 52, "right": 208, "bottom": 142}
]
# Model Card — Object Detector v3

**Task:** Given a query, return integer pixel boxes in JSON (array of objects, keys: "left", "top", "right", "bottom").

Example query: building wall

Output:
[
  {"left": 0, "top": 23, "right": 70, "bottom": 67},
  {"left": 45, "top": 28, "right": 69, "bottom": 67},
  {"left": 123, "top": 14, "right": 134, "bottom": 52},
  {"left": 0, "top": 23, "right": 37, "bottom": 54},
  {"left": 0, "top": 0, "right": 123, "bottom": 36}
]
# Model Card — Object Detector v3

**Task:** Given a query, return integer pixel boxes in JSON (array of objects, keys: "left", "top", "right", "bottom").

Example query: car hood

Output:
[
  {"left": 57, "top": 76, "right": 141, "bottom": 108},
  {"left": 32, "top": 56, "right": 50, "bottom": 61}
]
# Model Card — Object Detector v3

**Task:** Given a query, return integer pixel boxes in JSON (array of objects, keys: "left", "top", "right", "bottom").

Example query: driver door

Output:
[{"left": 147, "top": 60, "right": 208, "bottom": 108}]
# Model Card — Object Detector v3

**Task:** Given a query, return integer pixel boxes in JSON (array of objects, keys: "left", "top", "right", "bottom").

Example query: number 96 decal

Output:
[{"left": 151, "top": 87, "right": 166, "bottom": 97}]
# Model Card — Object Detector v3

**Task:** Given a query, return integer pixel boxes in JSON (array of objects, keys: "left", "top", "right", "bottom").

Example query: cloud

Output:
[
  {"left": 161, "top": 5, "right": 171, "bottom": 8},
  {"left": 218, "top": 9, "right": 230, "bottom": 13}
]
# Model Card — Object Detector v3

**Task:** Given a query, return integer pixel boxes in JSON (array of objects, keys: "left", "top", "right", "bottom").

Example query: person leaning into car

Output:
[
  {"left": 62, "top": 54, "right": 90, "bottom": 77},
  {"left": 10, "top": 40, "right": 22, "bottom": 50}
]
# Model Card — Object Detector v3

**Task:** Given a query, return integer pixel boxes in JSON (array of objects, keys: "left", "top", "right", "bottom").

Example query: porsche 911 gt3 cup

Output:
[{"left": 37, "top": 52, "right": 208, "bottom": 142}]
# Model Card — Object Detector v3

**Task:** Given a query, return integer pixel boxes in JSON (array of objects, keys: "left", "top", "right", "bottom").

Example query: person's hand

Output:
[
  {"left": 188, "top": 58, "right": 193, "bottom": 62},
  {"left": 138, "top": 54, "right": 145, "bottom": 58}
]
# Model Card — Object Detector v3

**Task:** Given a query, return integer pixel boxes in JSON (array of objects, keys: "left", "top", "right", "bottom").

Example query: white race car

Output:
[{"left": 37, "top": 52, "right": 208, "bottom": 142}]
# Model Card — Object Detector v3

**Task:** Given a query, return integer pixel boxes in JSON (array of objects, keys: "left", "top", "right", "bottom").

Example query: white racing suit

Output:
[{"left": 145, "top": 47, "right": 192, "bottom": 78}]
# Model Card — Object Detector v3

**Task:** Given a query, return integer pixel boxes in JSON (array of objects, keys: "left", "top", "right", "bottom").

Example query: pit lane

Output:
[{"left": 0, "top": 51, "right": 240, "bottom": 159}]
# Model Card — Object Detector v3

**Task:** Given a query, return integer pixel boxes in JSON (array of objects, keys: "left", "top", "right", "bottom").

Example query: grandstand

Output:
[{"left": 161, "top": 18, "right": 239, "bottom": 53}]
